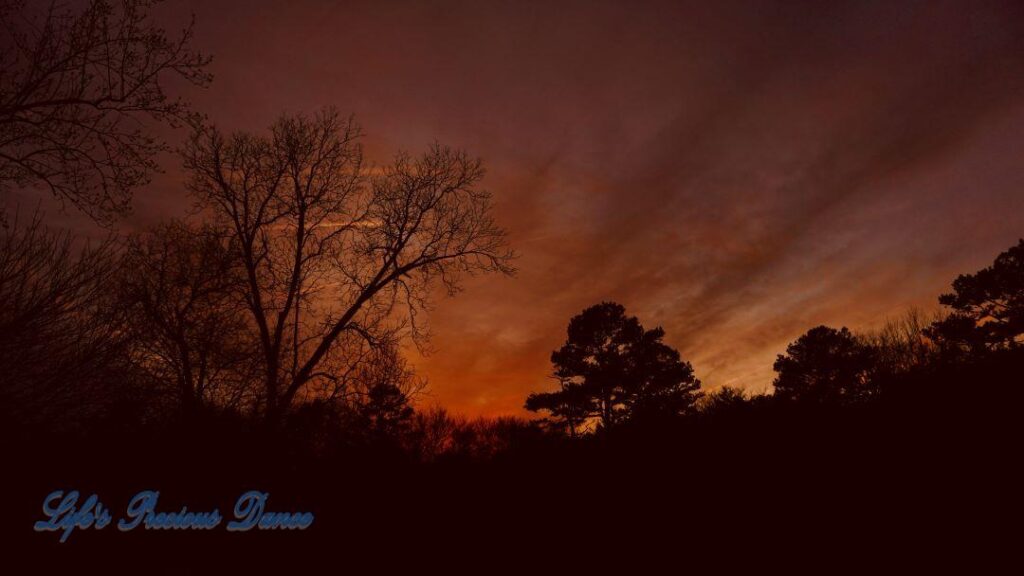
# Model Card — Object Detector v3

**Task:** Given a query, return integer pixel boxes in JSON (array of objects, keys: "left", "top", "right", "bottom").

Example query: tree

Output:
[
  {"left": 926, "top": 239, "right": 1024, "bottom": 352},
  {"left": 526, "top": 302, "right": 701, "bottom": 432},
  {"left": 405, "top": 406, "right": 458, "bottom": 462},
  {"left": 524, "top": 378, "right": 593, "bottom": 438},
  {"left": 625, "top": 324, "right": 703, "bottom": 421},
  {"left": 698, "top": 386, "right": 752, "bottom": 418},
  {"left": 863, "top": 308, "right": 941, "bottom": 376},
  {"left": 0, "top": 0, "right": 211, "bottom": 222},
  {"left": 348, "top": 342, "right": 423, "bottom": 442},
  {"left": 772, "top": 326, "right": 877, "bottom": 404},
  {"left": 183, "top": 109, "right": 514, "bottom": 426},
  {"left": 0, "top": 211, "right": 130, "bottom": 428},
  {"left": 120, "top": 221, "right": 253, "bottom": 416}
]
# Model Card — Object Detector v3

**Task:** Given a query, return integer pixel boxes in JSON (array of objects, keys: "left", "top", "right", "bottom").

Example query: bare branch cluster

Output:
[
  {"left": 0, "top": 210, "right": 129, "bottom": 425},
  {"left": 183, "top": 108, "right": 514, "bottom": 423},
  {"left": 0, "top": 0, "right": 211, "bottom": 222},
  {"left": 119, "top": 220, "right": 255, "bottom": 415}
]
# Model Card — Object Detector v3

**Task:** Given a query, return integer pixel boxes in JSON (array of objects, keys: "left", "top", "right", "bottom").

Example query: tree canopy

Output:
[
  {"left": 772, "top": 325, "right": 877, "bottom": 404},
  {"left": 927, "top": 239, "right": 1024, "bottom": 352},
  {"left": 526, "top": 302, "right": 701, "bottom": 433}
]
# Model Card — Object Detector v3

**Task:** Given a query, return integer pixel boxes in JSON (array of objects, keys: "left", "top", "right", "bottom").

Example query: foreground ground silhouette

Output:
[{"left": 4, "top": 345, "right": 1021, "bottom": 570}]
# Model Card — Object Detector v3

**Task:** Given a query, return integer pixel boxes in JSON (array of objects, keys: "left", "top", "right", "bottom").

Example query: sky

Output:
[{"left": 27, "top": 0, "right": 1024, "bottom": 416}]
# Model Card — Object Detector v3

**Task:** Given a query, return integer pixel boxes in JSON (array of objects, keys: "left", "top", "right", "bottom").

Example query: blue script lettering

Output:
[
  {"left": 227, "top": 490, "right": 314, "bottom": 531},
  {"left": 33, "top": 490, "right": 111, "bottom": 543},
  {"left": 118, "top": 490, "right": 222, "bottom": 531}
]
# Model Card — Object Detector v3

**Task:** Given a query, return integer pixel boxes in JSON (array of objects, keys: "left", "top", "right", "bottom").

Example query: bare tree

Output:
[
  {"left": 405, "top": 406, "right": 458, "bottom": 462},
  {"left": 0, "top": 0, "right": 211, "bottom": 222},
  {"left": 0, "top": 210, "right": 129, "bottom": 427},
  {"left": 183, "top": 108, "right": 514, "bottom": 425},
  {"left": 120, "top": 220, "right": 253, "bottom": 416},
  {"left": 404, "top": 407, "right": 535, "bottom": 462},
  {"left": 863, "top": 308, "right": 942, "bottom": 375}
]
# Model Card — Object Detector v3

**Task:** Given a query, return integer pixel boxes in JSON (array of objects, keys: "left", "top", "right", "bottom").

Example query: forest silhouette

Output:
[{"left": 1, "top": 1, "right": 1021, "bottom": 571}]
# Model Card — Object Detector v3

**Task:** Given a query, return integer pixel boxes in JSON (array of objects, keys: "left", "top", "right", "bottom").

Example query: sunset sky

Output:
[{"left": 31, "top": 0, "right": 1024, "bottom": 416}]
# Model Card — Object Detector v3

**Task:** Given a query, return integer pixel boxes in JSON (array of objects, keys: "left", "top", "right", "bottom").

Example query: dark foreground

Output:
[{"left": 4, "top": 351, "right": 1021, "bottom": 573}]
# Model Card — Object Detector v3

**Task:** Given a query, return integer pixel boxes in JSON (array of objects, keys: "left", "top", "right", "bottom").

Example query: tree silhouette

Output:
[
  {"left": 699, "top": 386, "right": 751, "bottom": 418},
  {"left": 863, "top": 308, "right": 940, "bottom": 376},
  {"left": 624, "top": 323, "right": 703, "bottom": 421},
  {"left": 526, "top": 302, "right": 700, "bottom": 432},
  {"left": 183, "top": 109, "right": 514, "bottom": 426},
  {"left": 0, "top": 211, "right": 129, "bottom": 427},
  {"left": 772, "top": 326, "right": 877, "bottom": 404},
  {"left": 402, "top": 407, "right": 445, "bottom": 461},
  {"left": 348, "top": 342, "right": 422, "bottom": 442},
  {"left": 120, "top": 221, "right": 253, "bottom": 416},
  {"left": 927, "top": 239, "right": 1024, "bottom": 352},
  {"left": 524, "top": 378, "right": 593, "bottom": 438},
  {"left": 0, "top": 0, "right": 211, "bottom": 222},
  {"left": 357, "top": 382, "right": 415, "bottom": 440}
]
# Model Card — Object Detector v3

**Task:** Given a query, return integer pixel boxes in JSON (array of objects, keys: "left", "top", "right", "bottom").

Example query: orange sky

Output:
[{"left": 20, "top": 0, "right": 1024, "bottom": 417}]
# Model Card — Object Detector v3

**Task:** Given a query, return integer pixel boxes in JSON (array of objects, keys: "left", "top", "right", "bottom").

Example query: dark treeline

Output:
[{"left": 1, "top": 1, "right": 1020, "bottom": 571}]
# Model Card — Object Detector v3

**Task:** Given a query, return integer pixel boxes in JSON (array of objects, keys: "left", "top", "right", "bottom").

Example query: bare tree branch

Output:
[
  {"left": 184, "top": 108, "right": 515, "bottom": 425},
  {"left": 0, "top": 0, "right": 212, "bottom": 222}
]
